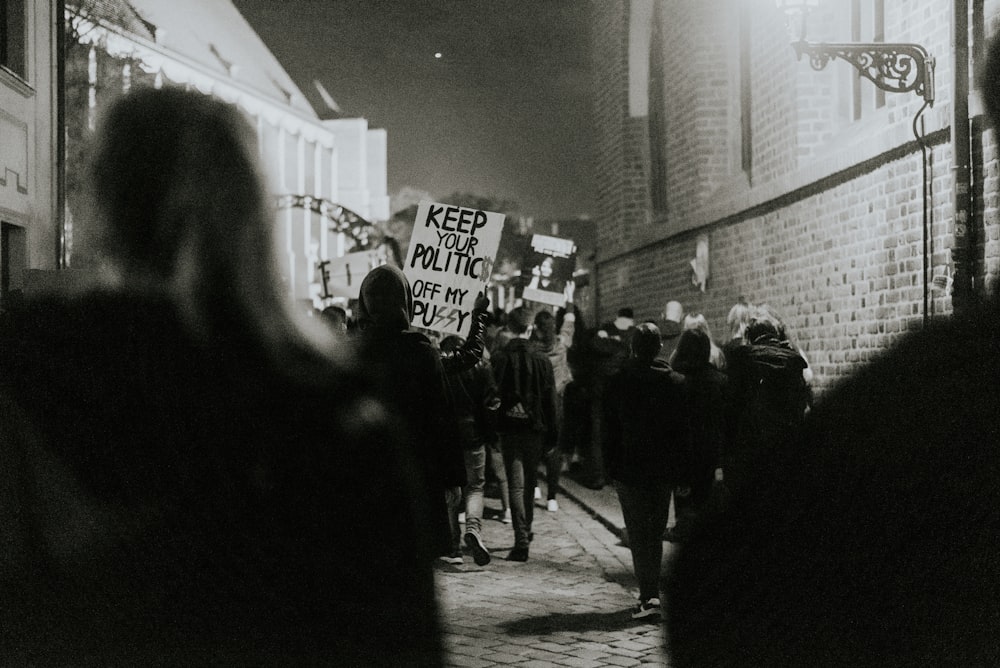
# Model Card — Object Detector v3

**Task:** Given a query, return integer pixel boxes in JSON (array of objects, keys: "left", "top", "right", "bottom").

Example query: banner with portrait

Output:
[{"left": 521, "top": 234, "right": 577, "bottom": 308}]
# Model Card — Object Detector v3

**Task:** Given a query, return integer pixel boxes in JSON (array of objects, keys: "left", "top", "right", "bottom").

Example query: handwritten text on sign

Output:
[{"left": 403, "top": 201, "right": 504, "bottom": 336}]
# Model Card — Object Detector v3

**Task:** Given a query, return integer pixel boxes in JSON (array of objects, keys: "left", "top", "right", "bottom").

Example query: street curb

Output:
[{"left": 555, "top": 475, "right": 626, "bottom": 541}]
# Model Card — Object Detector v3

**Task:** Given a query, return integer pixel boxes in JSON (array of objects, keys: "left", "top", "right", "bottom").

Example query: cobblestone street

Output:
[{"left": 435, "top": 485, "right": 675, "bottom": 668}]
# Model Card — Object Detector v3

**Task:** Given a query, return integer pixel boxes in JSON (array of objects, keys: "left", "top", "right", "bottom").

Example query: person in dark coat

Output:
[
  {"left": 668, "top": 327, "right": 730, "bottom": 540},
  {"left": 723, "top": 311, "right": 809, "bottom": 497},
  {"left": 354, "top": 264, "right": 466, "bottom": 561},
  {"left": 0, "top": 87, "right": 440, "bottom": 666},
  {"left": 441, "top": 334, "right": 500, "bottom": 566},
  {"left": 491, "top": 306, "right": 558, "bottom": 562},
  {"left": 583, "top": 307, "right": 638, "bottom": 489},
  {"left": 602, "top": 323, "right": 692, "bottom": 619}
]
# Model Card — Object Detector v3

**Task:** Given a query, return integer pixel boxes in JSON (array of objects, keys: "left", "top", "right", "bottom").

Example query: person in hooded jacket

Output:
[
  {"left": 0, "top": 87, "right": 440, "bottom": 666},
  {"left": 602, "top": 323, "right": 692, "bottom": 620},
  {"left": 354, "top": 264, "right": 466, "bottom": 561}
]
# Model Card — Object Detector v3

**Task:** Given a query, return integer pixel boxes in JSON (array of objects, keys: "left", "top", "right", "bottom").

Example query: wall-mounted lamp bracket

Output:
[{"left": 791, "top": 41, "right": 935, "bottom": 105}]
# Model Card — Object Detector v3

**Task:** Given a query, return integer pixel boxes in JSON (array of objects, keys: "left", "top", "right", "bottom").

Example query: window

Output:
[
  {"left": 1, "top": 222, "right": 26, "bottom": 314},
  {"left": 648, "top": 2, "right": 667, "bottom": 213},
  {"left": 739, "top": 1, "right": 752, "bottom": 178},
  {"left": 849, "top": 0, "right": 885, "bottom": 120},
  {"left": 1, "top": 0, "right": 26, "bottom": 79}
]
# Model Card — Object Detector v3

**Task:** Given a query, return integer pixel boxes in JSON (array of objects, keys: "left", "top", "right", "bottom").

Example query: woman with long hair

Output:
[{"left": 0, "top": 87, "right": 440, "bottom": 665}]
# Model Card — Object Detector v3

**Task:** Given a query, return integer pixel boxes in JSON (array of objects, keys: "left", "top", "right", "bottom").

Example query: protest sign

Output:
[
  {"left": 521, "top": 234, "right": 577, "bottom": 307},
  {"left": 318, "top": 248, "right": 388, "bottom": 299},
  {"left": 403, "top": 201, "right": 504, "bottom": 337}
]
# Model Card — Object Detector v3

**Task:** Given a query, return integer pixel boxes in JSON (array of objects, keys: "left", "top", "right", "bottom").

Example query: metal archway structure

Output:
[{"left": 275, "top": 194, "right": 376, "bottom": 248}]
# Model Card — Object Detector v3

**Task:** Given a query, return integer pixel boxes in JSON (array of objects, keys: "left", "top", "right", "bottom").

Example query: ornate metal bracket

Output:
[{"left": 792, "top": 41, "right": 935, "bottom": 105}]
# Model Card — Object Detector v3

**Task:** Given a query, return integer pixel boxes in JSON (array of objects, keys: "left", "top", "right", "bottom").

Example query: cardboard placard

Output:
[
  {"left": 521, "top": 234, "right": 576, "bottom": 308},
  {"left": 403, "top": 201, "right": 504, "bottom": 337},
  {"left": 318, "top": 248, "right": 388, "bottom": 299}
]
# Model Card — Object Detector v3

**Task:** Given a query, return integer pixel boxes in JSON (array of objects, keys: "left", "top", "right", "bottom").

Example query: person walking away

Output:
[
  {"left": 354, "top": 265, "right": 466, "bottom": 563},
  {"left": 585, "top": 306, "right": 638, "bottom": 489},
  {"left": 602, "top": 323, "right": 692, "bottom": 620},
  {"left": 440, "top": 334, "right": 500, "bottom": 566},
  {"left": 670, "top": 313, "right": 726, "bottom": 371},
  {"left": 531, "top": 303, "right": 575, "bottom": 511},
  {"left": 491, "top": 306, "right": 558, "bottom": 561},
  {"left": 668, "top": 328, "right": 729, "bottom": 540},
  {"left": 0, "top": 87, "right": 441, "bottom": 666},
  {"left": 724, "top": 311, "right": 809, "bottom": 498}
]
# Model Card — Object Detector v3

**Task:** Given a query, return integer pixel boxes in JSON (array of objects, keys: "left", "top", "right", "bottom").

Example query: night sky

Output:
[{"left": 231, "top": 0, "right": 595, "bottom": 221}]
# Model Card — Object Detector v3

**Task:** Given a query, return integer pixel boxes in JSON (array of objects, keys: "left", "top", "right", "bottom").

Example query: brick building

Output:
[{"left": 590, "top": 0, "right": 1000, "bottom": 396}]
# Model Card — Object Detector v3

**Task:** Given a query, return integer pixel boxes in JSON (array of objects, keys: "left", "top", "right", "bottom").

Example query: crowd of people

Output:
[{"left": 2, "top": 33, "right": 1000, "bottom": 663}]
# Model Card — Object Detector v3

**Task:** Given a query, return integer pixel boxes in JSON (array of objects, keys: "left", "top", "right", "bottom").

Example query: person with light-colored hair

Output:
[
  {"left": 671, "top": 313, "right": 726, "bottom": 371},
  {"left": 0, "top": 86, "right": 441, "bottom": 665}
]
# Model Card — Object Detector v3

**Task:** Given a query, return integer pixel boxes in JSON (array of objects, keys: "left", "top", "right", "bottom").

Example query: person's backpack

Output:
[{"left": 495, "top": 347, "right": 542, "bottom": 432}]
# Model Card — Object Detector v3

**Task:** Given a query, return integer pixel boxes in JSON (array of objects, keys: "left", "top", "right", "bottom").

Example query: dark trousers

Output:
[
  {"left": 500, "top": 430, "right": 543, "bottom": 549},
  {"left": 615, "top": 479, "right": 673, "bottom": 601}
]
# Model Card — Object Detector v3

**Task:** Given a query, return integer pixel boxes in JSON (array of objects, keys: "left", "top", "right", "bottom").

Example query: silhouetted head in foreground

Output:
[{"left": 80, "top": 86, "right": 335, "bottom": 367}]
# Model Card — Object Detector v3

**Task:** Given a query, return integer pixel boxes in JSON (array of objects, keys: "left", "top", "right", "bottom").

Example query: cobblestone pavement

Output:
[{"left": 434, "top": 490, "right": 677, "bottom": 667}]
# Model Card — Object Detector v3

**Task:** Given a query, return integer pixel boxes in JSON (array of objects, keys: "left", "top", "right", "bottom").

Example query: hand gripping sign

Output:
[{"left": 403, "top": 201, "right": 504, "bottom": 337}]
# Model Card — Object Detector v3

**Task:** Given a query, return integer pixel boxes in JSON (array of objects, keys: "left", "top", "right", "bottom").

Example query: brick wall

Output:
[{"left": 591, "top": 0, "right": 1000, "bottom": 398}]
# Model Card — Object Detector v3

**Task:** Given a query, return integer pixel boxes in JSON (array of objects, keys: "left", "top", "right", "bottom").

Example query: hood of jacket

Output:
[{"left": 357, "top": 265, "right": 413, "bottom": 332}]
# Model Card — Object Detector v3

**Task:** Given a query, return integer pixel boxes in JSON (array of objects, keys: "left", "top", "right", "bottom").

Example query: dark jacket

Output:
[
  {"left": 0, "top": 290, "right": 441, "bottom": 666},
  {"left": 724, "top": 337, "right": 809, "bottom": 462},
  {"left": 602, "top": 357, "right": 693, "bottom": 485},
  {"left": 444, "top": 357, "right": 500, "bottom": 450},
  {"left": 354, "top": 265, "right": 465, "bottom": 555},
  {"left": 491, "top": 337, "right": 558, "bottom": 450},
  {"left": 673, "top": 359, "right": 729, "bottom": 499}
]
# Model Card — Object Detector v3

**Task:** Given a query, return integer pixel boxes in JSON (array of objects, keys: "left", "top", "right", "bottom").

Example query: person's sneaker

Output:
[
  {"left": 631, "top": 598, "right": 662, "bottom": 620},
  {"left": 501, "top": 509, "right": 512, "bottom": 524},
  {"left": 534, "top": 486, "right": 542, "bottom": 500},
  {"left": 507, "top": 546, "right": 529, "bottom": 562},
  {"left": 458, "top": 512, "right": 466, "bottom": 524},
  {"left": 464, "top": 531, "right": 491, "bottom": 566},
  {"left": 547, "top": 499, "right": 559, "bottom": 512},
  {"left": 438, "top": 552, "right": 463, "bottom": 565}
]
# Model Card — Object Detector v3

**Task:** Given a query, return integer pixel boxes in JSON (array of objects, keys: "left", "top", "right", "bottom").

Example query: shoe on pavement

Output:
[
  {"left": 464, "top": 531, "right": 491, "bottom": 566},
  {"left": 632, "top": 598, "right": 662, "bottom": 620},
  {"left": 458, "top": 512, "right": 466, "bottom": 524},
  {"left": 438, "top": 552, "right": 463, "bottom": 565},
  {"left": 534, "top": 486, "right": 542, "bottom": 500},
  {"left": 547, "top": 499, "right": 559, "bottom": 512},
  {"left": 507, "top": 546, "right": 529, "bottom": 562},
  {"left": 501, "top": 509, "right": 512, "bottom": 524}
]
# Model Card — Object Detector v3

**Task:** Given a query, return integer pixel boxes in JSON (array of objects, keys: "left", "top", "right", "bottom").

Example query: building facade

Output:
[
  {"left": 591, "top": 0, "right": 1000, "bottom": 396},
  {"left": 0, "top": 0, "right": 60, "bottom": 311},
  {"left": 6, "top": 0, "right": 388, "bottom": 308}
]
